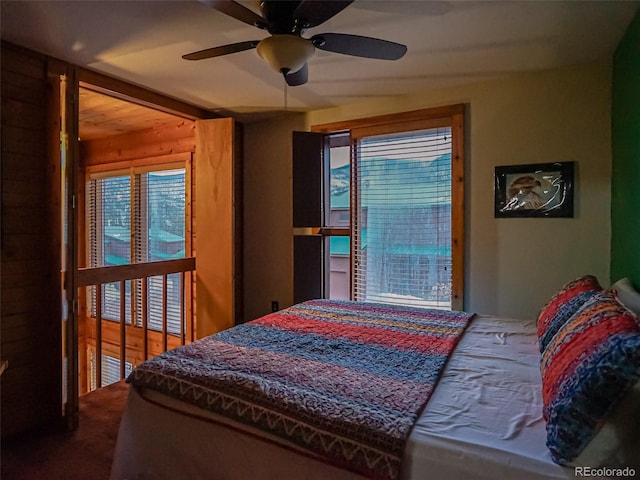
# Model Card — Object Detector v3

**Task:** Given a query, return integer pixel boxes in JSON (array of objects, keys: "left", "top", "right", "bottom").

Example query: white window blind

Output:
[
  {"left": 135, "top": 170, "right": 186, "bottom": 334},
  {"left": 89, "top": 349, "right": 132, "bottom": 390},
  {"left": 352, "top": 127, "right": 453, "bottom": 309},
  {"left": 86, "top": 174, "right": 133, "bottom": 323},
  {"left": 86, "top": 168, "right": 186, "bottom": 333}
]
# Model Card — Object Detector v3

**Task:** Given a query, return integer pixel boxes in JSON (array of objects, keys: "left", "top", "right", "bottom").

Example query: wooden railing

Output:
[{"left": 77, "top": 257, "right": 195, "bottom": 390}]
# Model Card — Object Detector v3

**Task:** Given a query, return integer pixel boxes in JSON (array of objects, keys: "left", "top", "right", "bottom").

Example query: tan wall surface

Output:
[{"left": 243, "top": 114, "right": 306, "bottom": 322}]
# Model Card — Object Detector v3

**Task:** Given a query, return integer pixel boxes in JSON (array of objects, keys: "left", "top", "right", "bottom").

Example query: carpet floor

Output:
[{"left": 1, "top": 380, "right": 128, "bottom": 480}]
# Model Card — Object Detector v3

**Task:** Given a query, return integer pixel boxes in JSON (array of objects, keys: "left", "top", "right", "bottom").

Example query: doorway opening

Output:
[{"left": 74, "top": 86, "right": 197, "bottom": 396}]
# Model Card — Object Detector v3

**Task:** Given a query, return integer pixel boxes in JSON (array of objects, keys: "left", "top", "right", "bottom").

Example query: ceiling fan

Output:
[{"left": 183, "top": 0, "right": 407, "bottom": 86}]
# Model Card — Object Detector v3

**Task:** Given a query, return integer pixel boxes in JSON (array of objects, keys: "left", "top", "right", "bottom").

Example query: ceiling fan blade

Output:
[
  {"left": 285, "top": 63, "right": 308, "bottom": 86},
  {"left": 199, "top": 0, "right": 267, "bottom": 29},
  {"left": 182, "top": 40, "right": 259, "bottom": 61},
  {"left": 294, "top": 1, "right": 354, "bottom": 29},
  {"left": 310, "top": 33, "right": 407, "bottom": 60}
]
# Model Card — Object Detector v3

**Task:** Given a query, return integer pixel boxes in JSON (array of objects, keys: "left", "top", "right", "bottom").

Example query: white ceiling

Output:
[{"left": 2, "top": 1, "right": 638, "bottom": 122}]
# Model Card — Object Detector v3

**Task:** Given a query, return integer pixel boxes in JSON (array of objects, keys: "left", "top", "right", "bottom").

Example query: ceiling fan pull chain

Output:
[{"left": 283, "top": 77, "right": 288, "bottom": 112}]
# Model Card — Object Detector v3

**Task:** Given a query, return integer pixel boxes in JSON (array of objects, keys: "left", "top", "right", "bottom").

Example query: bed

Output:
[{"left": 111, "top": 284, "right": 640, "bottom": 480}]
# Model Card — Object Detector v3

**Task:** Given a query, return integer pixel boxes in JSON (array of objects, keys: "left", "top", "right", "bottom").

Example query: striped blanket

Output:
[{"left": 128, "top": 299, "right": 474, "bottom": 479}]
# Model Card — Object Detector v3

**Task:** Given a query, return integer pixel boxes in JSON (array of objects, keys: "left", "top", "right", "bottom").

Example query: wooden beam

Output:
[
  {"left": 311, "top": 104, "right": 465, "bottom": 133},
  {"left": 77, "top": 68, "right": 218, "bottom": 121}
]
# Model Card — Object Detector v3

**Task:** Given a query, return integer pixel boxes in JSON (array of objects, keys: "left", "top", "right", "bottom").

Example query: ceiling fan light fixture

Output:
[{"left": 256, "top": 35, "right": 314, "bottom": 75}]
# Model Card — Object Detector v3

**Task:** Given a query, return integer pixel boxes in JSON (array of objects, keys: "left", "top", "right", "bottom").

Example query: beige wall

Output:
[
  {"left": 243, "top": 113, "right": 306, "bottom": 321},
  {"left": 243, "top": 60, "right": 612, "bottom": 321}
]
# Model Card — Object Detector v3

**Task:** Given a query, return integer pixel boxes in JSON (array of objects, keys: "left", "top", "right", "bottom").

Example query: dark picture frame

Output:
[{"left": 494, "top": 162, "right": 574, "bottom": 218}]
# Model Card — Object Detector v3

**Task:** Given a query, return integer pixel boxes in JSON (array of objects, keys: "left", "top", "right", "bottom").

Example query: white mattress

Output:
[{"left": 111, "top": 315, "right": 587, "bottom": 480}]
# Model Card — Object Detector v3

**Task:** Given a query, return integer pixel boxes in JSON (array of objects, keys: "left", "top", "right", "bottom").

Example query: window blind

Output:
[
  {"left": 135, "top": 169, "right": 186, "bottom": 335},
  {"left": 89, "top": 350, "right": 132, "bottom": 390},
  {"left": 86, "top": 175, "right": 133, "bottom": 323},
  {"left": 86, "top": 168, "right": 186, "bottom": 333},
  {"left": 352, "top": 127, "right": 453, "bottom": 309}
]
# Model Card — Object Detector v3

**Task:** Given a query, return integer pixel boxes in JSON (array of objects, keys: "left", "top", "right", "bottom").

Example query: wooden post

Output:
[
  {"left": 95, "top": 285, "right": 102, "bottom": 389},
  {"left": 119, "top": 280, "right": 126, "bottom": 379},
  {"left": 180, "top": 271, "right": 186, "bottom": 345},
  {"left": 162, "top": 275, "right": 168, "bottom": 353},
  {"left": 142, "top": 279, "right": 148, "bottom": 361}
]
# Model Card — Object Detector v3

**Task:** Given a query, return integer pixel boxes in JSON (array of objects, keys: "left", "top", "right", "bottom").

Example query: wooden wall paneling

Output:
[
  {"left": 80, "top": 120, "right": 196, "bottom": 165},
  {"left": 2, "top": 96, "right": 48, "bottom": 131},
  {"left": 46, "top": 56, "right": 66, "bottom": 428},
  {"left": 83, "top": 152, "right": 190, "bottom": 175},
  {"left": 195, "top": 118, "right": 242, "bottom": 337},
  {"left": 1, "top": 50, "right": 46, "bottom": 106},
  {"left": 83, "top": 317, "right": 182, "bottom": 363},
  {"left": 79, "top": 88, "right": 190, "bottom": 141},
  {"left": 1, "top": 42, "right": 62, "bottom": 438}
]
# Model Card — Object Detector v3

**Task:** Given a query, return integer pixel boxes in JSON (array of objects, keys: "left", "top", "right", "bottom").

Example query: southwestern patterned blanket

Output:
[{"left": 127, "top": 299, "right": 474, "bottom": 480}]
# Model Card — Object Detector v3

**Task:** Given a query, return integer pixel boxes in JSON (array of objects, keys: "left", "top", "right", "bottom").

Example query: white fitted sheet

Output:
[
  {"left": 111, "top": 315, "right": 586, "bottom": 480},
  {"left": 400, "top": 314, "right": 579, "bottom": 480}
]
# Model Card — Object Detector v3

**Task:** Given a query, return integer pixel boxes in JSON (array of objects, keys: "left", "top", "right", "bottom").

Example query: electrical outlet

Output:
[{"left": 271, "top": 300, "right": 279, "bottom": 312}]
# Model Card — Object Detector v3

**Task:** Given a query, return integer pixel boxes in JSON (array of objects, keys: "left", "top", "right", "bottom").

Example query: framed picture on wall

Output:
[{"left": 494, "top": 162, "right": 575, "bottom": 218}]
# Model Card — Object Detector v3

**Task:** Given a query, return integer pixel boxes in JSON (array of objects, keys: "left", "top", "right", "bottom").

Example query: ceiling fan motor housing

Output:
[{"left": 260, "top": 0, "right": 308, "bottom": 34}]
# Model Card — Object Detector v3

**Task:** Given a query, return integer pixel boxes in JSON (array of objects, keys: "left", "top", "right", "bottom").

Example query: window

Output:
[
  {"left": 352, "top": 127, "right": 453, "bottom": 309},
  {"left": 328, "top": 133, "right": 351, "bottom": 300},
  {"left": 86, "top": 166, "right": 187, "bottom": 333},
  {"left": 299, "top": 105, "right": 465, "bottom": 310}
]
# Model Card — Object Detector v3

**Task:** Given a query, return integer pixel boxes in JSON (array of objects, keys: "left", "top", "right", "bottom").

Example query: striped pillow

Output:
[
  {"left": 537, "top": 275, "right": 602, "bottom": 353},
  {"left": 540, "top": 291, "right": 640, "bottom": 465}
]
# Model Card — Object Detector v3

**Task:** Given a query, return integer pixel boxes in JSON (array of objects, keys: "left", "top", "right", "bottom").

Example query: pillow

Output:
[
  {"left": 610, "top": 277, "right": 640, "bottom": 317},
  {"left": 540, "top": 291, "right": 640, "bottom": 466},
  {"left": 537, "top": 275, "right": 602, "bottom": 353}
]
